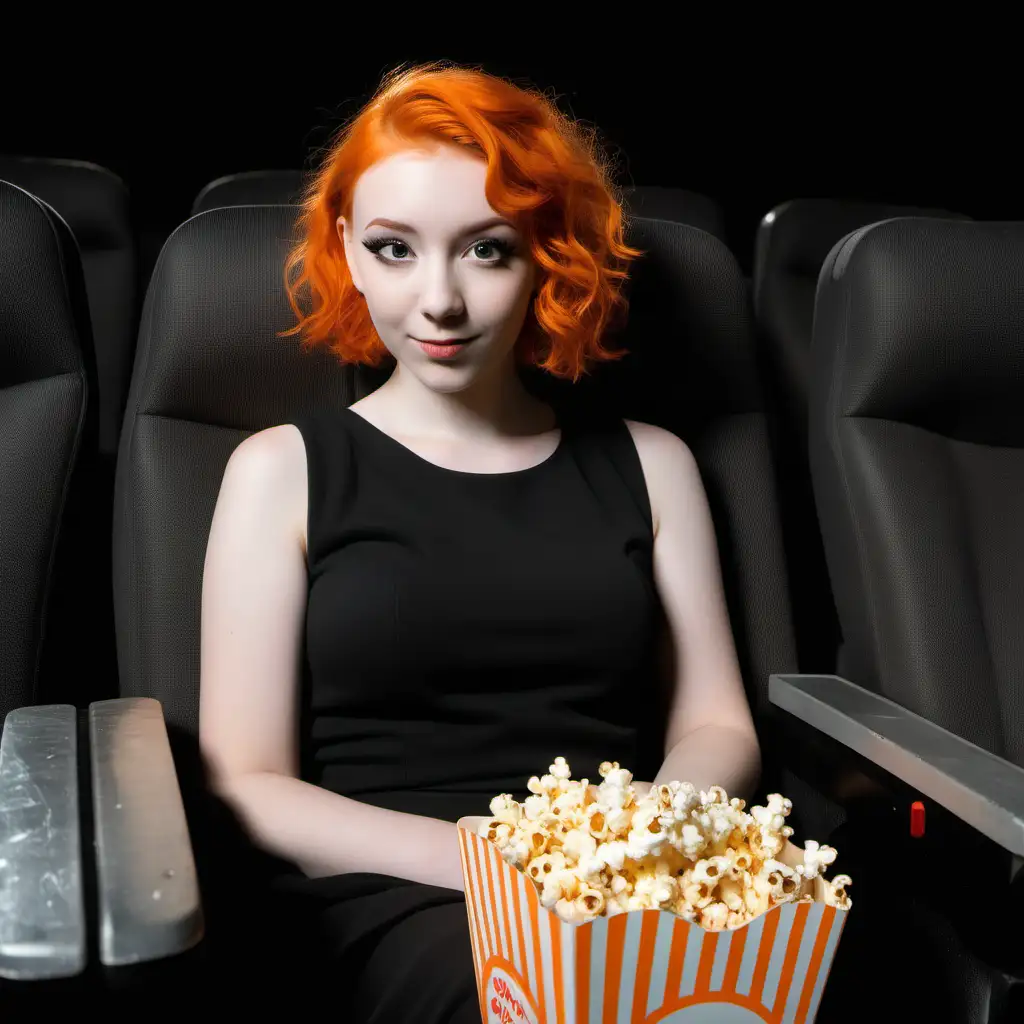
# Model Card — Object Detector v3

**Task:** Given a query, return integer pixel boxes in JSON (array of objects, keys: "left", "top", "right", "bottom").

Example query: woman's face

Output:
[{"left": 338, "top": 145, "right": 538, "bottom": 394}]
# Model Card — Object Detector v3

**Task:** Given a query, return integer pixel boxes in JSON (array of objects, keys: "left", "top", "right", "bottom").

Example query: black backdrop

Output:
[{"left": 2, "top": 50, "right": 1018, "bottom": 279}]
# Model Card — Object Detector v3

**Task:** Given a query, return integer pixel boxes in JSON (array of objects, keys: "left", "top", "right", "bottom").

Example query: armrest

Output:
[
  {"left": 88, "top": 698, "right": 203, "bottom": 966},
  {"left": 0, "top": 704, "right": 85, "bottom": 980},
  {"left": 769, "top": 674, "right": 1024, "bottom": 864}
]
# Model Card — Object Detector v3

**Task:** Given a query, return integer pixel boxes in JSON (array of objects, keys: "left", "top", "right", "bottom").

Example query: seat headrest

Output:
[
  {"left": 131, "top": 207, "right": 758, "bottom": 438},
  {"left": 814, "top": 217, "right": 1024, "bottom": 446},
  {"left": 129, "top": 205, "right": 390, "bottom": 433},
  {"left": 191, "top": 170, "right": 309, "bottom": 216},
  {"left": 573, "top": 214, "right": 761, "bottom": 433},
  {"left": 0, "top": 157, "right": 132, "bottom": 253},
  {"left": 756, "top": 197, "right": 969, "bottom": 296},
  {"left": 0, "top": 179, "right": 97, "bottom": 390}
]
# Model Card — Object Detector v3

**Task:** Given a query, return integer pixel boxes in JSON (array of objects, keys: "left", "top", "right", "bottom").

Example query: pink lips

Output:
[{"left": 415, "top": 337, "right": 476, "bottom": 359}]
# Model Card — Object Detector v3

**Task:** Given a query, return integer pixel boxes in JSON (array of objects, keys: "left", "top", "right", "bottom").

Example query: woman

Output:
[{"left": 198, "top": 61, "right": 760, "bottom": 1021}]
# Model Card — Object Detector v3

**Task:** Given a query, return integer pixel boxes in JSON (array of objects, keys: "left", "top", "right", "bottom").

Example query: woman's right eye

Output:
[{"left": 362, "top": 237, "right": 410, "bottom": 262}]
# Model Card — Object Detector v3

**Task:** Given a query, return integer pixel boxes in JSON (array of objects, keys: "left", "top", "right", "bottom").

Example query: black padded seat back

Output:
[
  {"left": 810, "top": 217, "right": 1024, "bottom": 768},
  {"left": 113, "top": 207, "right": 796, "bottom": 745},
  {"left": 0, "top": 156, "right": 138, "bottom": 460},
  {"left": 190, "top": 170, "right": 309, "bottom": 215},
  {"left": 0, "top": 179, "right": 99, "bottom": 719},
  {"left": 754, "top": 197, "right": 969, "bottom": 451},
  {"left": 753, "top": 199, "right": 971, "bottom": 677}
]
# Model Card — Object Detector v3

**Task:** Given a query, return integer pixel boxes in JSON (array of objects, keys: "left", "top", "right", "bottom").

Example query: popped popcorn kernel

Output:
[
  {"left": 681, "top": 878, "right": 716, "bottom": 909},
  {"left": 824, "top": 874, "right": 853, "bottom": 910},
  {"left": 560, "top": 827, "right": 598, "bottom": 864},
  {"left": 701, "top": 901, "right": 730, "bottom": 931},
  {"left": 797, "top": 840, "right": 838, "bottom": 880},
  {"left": 575, "top": 885, "right": 606, "bottom": 917},
  {"left": 541, "top": 866, "right": 580, "bottom": 909},
  {"left": 526, "top": 850, "right": 566, "bottom": 884},
  {"left": 523, "top": 794, "right": 552, "bottom": 821},
  {"left": 554, "top": 896, "right": 590, "bottom": 923},
  {"left": 488, "top": 793, "right": 522, "bottom": 825}
]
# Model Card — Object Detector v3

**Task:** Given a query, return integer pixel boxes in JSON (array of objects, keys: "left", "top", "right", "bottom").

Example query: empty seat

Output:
[
  {"left": 811, "top": 215, "right": 1024, "bottom": 762},
  {"left": 0, "top": 178, "right": 96, "bottom": 990},
  {"left": 1, "top": 178, "right": 204, "bottom": 986},
  {"left": 0, "top": 161, "right": 122, "bottom": 708},
  {"left": 805, "top": 216, "right": 1024, "bottom": 1020},
  {"left": 0, "top": 157, "right": 138, "bottom": 461},
  {"left": 0, "top": 179, "right": 101, "bottom": 715},
  {"left": 753, "top": 198, "right": 970, "bottom": 677}
]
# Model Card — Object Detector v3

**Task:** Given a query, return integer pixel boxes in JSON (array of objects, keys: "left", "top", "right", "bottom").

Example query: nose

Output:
[{"left": 418, "top": 256, "right": 467, "bottom": 326}]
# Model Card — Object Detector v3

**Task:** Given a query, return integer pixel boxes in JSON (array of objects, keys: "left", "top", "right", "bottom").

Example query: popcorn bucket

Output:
[{"left": 458, "top": 817, "right": 849, "bottom": 1024}]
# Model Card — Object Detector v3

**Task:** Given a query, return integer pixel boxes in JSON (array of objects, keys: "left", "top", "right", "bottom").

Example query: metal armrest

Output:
[
  {"left": 88, "top": 698, "right": 203, "bottom": 966},
  {"left": 0, "top": 705, "right": 85, "bottom": 980},
  {"left": 769, "top": 674, "right": 1024, "bottom": 864}
]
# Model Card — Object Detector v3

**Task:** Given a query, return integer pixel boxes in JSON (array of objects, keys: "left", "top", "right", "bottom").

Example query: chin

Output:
[
  {"left": 398, "top": 343, "right": 499, "bottom": 385},
  {"left": 412, "top": 368, "right": 479, "bottom": 394}
]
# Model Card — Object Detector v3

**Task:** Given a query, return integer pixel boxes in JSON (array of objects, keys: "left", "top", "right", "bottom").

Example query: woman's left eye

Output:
[{"left": 471, "top": 238, "right": 515, "bottom": 261}]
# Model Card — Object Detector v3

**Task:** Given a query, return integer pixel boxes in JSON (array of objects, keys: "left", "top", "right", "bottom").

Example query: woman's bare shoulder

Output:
[
  {"left": 231, "top": 424, "right": 309, "bottom": 559},
  {"left": 622, "top": 419, "right": 696, "bottom": 539}
]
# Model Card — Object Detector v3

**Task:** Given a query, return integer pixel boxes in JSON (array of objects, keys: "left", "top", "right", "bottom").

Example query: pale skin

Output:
[{"left": 199, "top": 144, "right": 760, "bottom": 893}]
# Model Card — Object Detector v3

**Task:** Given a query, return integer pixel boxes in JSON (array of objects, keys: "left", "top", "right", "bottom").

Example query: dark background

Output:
[{"left": 3, "top": 49, "right": 1018, "bottom": 279}]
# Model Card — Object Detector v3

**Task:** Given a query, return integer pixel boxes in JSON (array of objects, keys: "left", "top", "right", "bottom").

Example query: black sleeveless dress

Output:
[{"left": 223, "top": 401, "right": 666, "bottom": 1021}]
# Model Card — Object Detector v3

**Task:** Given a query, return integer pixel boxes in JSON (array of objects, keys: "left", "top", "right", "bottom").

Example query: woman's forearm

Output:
[
  {"left": 217, "top": 771, "right": 466, "bottom": 891},
  {"left": 649, "top": 724, "right": 762, "bottom": 803}
]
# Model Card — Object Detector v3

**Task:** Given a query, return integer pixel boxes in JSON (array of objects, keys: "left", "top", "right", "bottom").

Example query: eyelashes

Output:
[{"left": 360, "top": 236, "right": 517, "bottom": 266}]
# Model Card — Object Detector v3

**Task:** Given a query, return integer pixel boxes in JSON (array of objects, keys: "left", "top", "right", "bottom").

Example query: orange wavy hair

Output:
[{"left": 279, "top": 61, "right": 644, "bottom": 382}]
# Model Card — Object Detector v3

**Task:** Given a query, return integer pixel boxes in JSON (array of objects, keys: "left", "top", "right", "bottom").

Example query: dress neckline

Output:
[{"left": 341, "top": 406, "right": 567, "bottom": 479}]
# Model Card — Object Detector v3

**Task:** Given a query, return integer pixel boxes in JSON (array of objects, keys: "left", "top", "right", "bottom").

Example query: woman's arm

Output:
[
  {"left": 627, "top": 422, "right": 763, "bottom": 805},
  {"left": 217, "top": 772, "right": 466, "bottom": 890},
  {"left": 650, "top": 725, "right": 761, "bottom": 799},
  {"left": 200, "top": 428, "right": 465, "bottom": 892}
]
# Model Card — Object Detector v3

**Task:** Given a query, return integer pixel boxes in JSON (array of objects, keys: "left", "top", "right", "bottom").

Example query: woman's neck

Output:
[{"left": 369, "top": 363, "right": 557, "bottom": 443}]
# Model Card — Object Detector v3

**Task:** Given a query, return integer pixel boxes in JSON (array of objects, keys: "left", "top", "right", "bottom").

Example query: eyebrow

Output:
[{"left": 363, "top": 216, "right": 517, "bottom": 235}]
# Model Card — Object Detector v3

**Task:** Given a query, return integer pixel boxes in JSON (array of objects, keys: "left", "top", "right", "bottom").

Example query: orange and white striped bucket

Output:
[{"left": 457, "top": 819, "right": 848, "bottom": 1024}]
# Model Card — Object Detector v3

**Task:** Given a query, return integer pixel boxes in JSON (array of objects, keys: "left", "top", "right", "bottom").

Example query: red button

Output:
[{"left": 910, "top": 801, "right": 926, "bottom": 838}]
